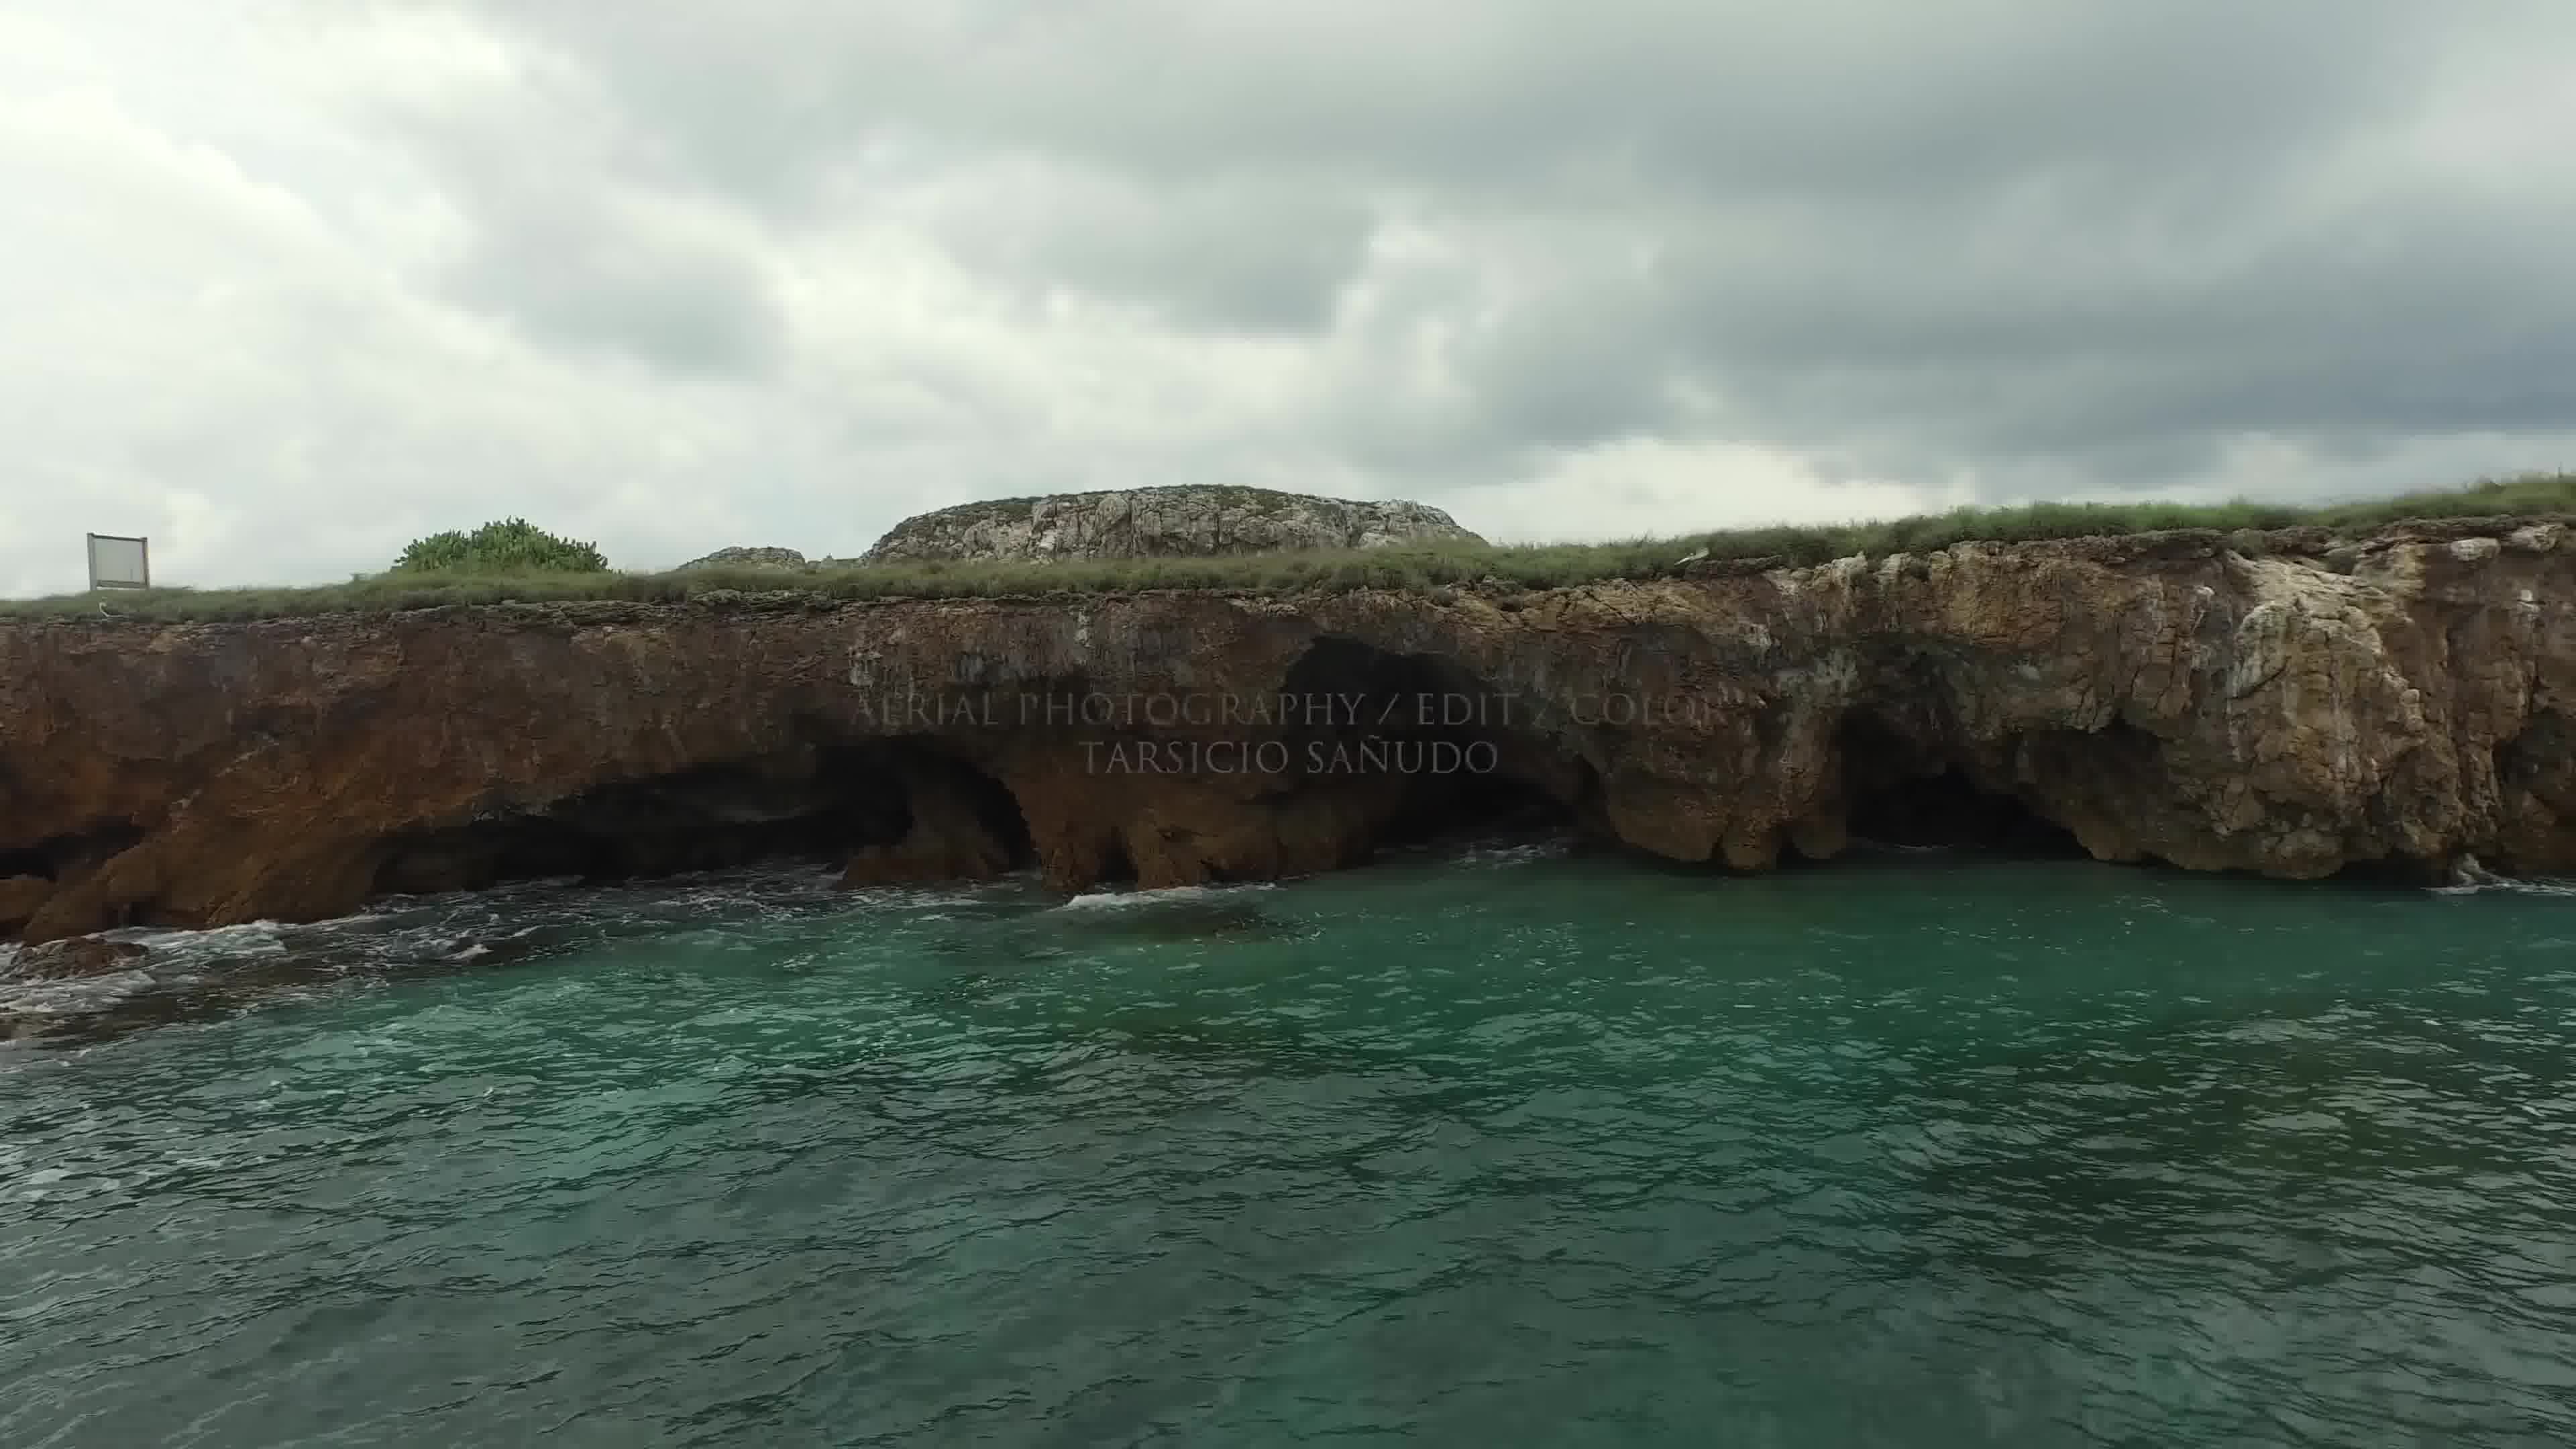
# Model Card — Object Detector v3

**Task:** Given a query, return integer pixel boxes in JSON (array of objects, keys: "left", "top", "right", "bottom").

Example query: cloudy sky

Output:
[{"left": 7, "top": 1, "right": 2575, "bottom": 596}]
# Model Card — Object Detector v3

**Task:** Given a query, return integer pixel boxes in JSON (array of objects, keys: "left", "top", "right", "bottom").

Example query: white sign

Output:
[{"left": 87, "top": 533, "right": 150, "bottom": 590}]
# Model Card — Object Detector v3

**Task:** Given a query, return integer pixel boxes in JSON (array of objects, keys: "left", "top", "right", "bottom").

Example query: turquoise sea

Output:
[{"left": 5, "top": 838, "right": 2575, "bottom": 1446}]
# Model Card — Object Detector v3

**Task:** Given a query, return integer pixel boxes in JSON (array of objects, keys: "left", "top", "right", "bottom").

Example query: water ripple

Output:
[{"left": 4, "top": 845, "right": 2575, "bottom": 1445}]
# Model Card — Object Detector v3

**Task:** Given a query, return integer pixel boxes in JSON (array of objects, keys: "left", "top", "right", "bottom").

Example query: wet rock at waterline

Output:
[{"left": 5, "top": 936, "right": 147, "bottom": 981}]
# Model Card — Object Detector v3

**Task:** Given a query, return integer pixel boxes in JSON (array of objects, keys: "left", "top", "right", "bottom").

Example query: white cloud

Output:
[{"left": 1446, "top": 441, "right": 1972, "bottom": 543}]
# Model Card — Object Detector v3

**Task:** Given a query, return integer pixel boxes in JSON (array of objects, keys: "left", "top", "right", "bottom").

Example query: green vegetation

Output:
[
  {"left": 391, "top": 518, "right": 608, "bottom": 574},
  {"left": 885, "top": 495, "right": 1039, "bottom": 533},
  {"left": 12, "top": 473, "right": 2572, "bottom": 623}
]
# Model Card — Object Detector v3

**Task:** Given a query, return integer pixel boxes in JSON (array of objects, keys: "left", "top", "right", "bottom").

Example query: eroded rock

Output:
[{"left": 2, "top": 519, "right": 2572, "bottom": 944}]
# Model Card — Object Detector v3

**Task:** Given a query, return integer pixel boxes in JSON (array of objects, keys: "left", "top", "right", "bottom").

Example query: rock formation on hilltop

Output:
[
  {"left": 678, "top": 546, "right": 811, "bottom": 571},
  {"left": 860, "top": 485, "right": 1486, "bottom": 564},
  {"left": 1, "top": 519, "right": 2572, "bottom": 951}
]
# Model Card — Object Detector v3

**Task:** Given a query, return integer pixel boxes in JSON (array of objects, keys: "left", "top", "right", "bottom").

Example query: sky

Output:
[{"left": 6, "top": 1, "right": 2576, "bottom": 596}]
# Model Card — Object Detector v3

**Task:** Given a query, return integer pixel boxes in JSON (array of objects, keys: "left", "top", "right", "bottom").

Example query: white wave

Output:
[
  {"left": 120, "top": 920, "right": 289, "bottom": 958},
  {"left": 842, "top": 881, "right": 1030, "bottom": 911},
  {"left": 2430, "top": 855, "right": 2576, "bottom": 896},
  {"left": 2432, "top": 877, "right": 2576, "bottom": 898},
  {"left": 1055, "top": 882, "right": 1281, "bottom": 912},
  {"left": 1450, "top": 836, "right": 1576, "bottom": 866},
  {"left": 304, "top": 910, "right": 394, "bottom": 930}
]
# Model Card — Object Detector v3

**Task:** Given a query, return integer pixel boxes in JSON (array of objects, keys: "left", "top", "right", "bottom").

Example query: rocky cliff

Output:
[
  {"left": 860, "top": 485, "right": 1485, "bottom": 564},
  {"left": 3, "top": 519, "right": 2571, "bottom": 947}
]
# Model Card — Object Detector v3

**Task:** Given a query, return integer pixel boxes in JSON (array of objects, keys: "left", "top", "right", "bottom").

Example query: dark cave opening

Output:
[
  {"left": 1829, "top": 713, "right": 2084, "bottom": 859},
  {"left": 1093, "top": 834, "right": 1140, "bottom": 887},
  {"left": 1843, "top": 770, "right": 2083, "bottom": 855},
  {"left": 1379, "top": 766, "right": 1577, "bottom": 847},
  {"left": 916, "top": 753, "right": 1038, "bottom": 871},
  {"left": 370, "top": 743, "right": 1032, "bottom": 898},
  {"left": 0, "top": 823, "right": 146, "bottom": 881},
  {"left": 1277, "top": 634, "right": 1587, "bottom": 847}
]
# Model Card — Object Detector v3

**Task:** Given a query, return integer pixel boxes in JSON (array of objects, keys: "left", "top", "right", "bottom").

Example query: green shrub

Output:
[{"left": 391, "top": 519, "right": 608, "bottom": 574}]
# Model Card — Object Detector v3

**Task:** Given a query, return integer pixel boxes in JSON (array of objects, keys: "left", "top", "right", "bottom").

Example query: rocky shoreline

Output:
[{"left": 3, "top": 519, "right": 2571, "bottom": 956}]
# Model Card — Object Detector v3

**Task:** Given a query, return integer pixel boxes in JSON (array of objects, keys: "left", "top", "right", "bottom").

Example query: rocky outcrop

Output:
[
  {"left": 861, "top": 485, "right": 1486, "bottom": 564},
  {"left": 4, "top": 937, "right": 146, "bottom": 981},
  {"left": 679, "top": 546, "right": 811, "bottom": 571},
  {"left": 0, "top": 875, "right": 50, "bottom": 932},
  {"left": 2, "top": 519, "right": 2572, "bottom": 946}
]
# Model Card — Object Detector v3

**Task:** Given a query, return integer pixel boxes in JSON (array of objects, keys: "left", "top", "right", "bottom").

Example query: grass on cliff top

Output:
[{"left": 11, "top": 472, "right": 2573, "bottom": 623}]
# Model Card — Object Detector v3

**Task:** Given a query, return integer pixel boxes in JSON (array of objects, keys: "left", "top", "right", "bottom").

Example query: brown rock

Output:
[
  {"left": 1, "top": 519, "right": 2571, "bottom": 944},
  {"left": 0, "top": 875, "right": 48, "bottom": 932},
  {"left": 842, "top": 763, "right": 1023, "bottom": 887},
  {"left": 8, "top": 936, "right": 148, "bottom": 980}
]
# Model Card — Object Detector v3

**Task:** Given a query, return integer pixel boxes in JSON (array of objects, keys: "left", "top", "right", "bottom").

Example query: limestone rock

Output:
[
  {"left": 680, "top": 546, "right": 810, "bottom": 571},
  {"left": 861, "top": 485, "right": 1485, "bottom": 564}
]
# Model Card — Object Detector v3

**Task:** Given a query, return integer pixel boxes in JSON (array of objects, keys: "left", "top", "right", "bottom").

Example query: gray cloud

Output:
[
  {"left": 437, "top": 0, "right": 2576, "bottom": 490},
  {"left": 917, "top": 167, "right": 1374, "bottom": 333},
  {"left": 3, "top": 1, "right": 2573, "bottom": 596},
  {"left": 459, "top": 1, "right": 2443, "bottom": 200},
  {"left": 438, "top": 197, "right": 785, "bottom": 376},
  {"left": 366, "top": 55, "right": 786, "bottom": 375}
]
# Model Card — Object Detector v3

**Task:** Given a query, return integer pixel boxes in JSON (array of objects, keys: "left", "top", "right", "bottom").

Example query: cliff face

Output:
[
  {"left": 859, "top": 485, "right": 1486, "bottom": 564},
  {"left": 3, "top": 521, "right": 2571, "bottom": 945}
]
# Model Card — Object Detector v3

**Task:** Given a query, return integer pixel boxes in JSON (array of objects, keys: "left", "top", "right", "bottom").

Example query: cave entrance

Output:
[
  {"left": 1829, "top": 712, "right": 2082, "bottom": 858},
  {"left": 1277, "top": 635, "right": 1586, "bottom": 848},
  {"left": 895, "top": 751, "right": 1036, "bottom": 871},
  {"left": 840, "top": 745, "right": 1038, "bottom": 886},
  {"left": 1378, "top": 767, "right": 1574, "bottom": 848},
  {"left": 370, "top": 743, "right": 1033, "bottom": 898},
  {"left": 1093, "top": 833, "right": 1140, "bottom": 888},
  {"left": 0, "top": 823, "right": 147, "bottom": 881}
]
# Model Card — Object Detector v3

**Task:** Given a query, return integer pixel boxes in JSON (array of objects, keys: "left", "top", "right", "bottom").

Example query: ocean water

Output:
[{"left": 5, "top": 839, "right": 2576, "bottom": 1446}]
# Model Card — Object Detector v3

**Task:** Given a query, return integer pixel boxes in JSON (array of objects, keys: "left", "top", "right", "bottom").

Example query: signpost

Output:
[{"left": 86, "top": 533, "right": 151, "bottom": 590}]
